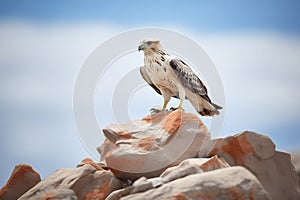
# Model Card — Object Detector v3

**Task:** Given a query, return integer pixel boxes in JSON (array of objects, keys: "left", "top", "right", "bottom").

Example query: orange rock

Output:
[
  {"left": 209, "top": 134, "right": 254, "bottom": 165},
  {"left": 190, "top": 192, "right": 217, "bottom": 200},
  {"left": 136, "top": 136, "right": 155, "bottom": 151},
  {"left": 162, "top": 110, "right": 201, "bottom": 135},
  {"left": 85, "top": 182, "right": 110, "bottom": 200},
  {"left": 40, "top": 193, "right": 55, "bottom": 200},
  {"left": 208, "top": 131, "right": 300, "bottom": 200},
  {"left": 142, "top": 111, "right": 169, "bottom": 125},
  {"left": 226, "top": 187, "right": 244, "bottom": 200},
  {"left": 118, "top": 131, "right": 132, "bottom": 139},
  {"left": 160, "top": 156, "right": 229, "bottom": 178},
  {"left": 98, "top": 110, "right": 210, "bottom": 181},
  {"left": 79, "top": 158, "right": 103, "bottom": 171},
  {"left": 200, "top": 155, "right": 230, "bottom": 171},
  {"left": 171, "top": 192, "right": 189, "bottom": 200},
  {"left": 19, "top": 165, "right": 123, "bottom": 200},
  {"left": 0, "top": 164, "right": 41, "bottom": 200},
  {"left": 142, "top": 115, "right": 152, "bottom": 123}
]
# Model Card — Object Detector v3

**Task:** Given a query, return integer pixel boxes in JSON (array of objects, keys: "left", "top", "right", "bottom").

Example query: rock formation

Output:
[
  {"left": 115, "top": 167, "right": 271, "bottom": 200},
  {"left": 107, "top": 156, "right": 231, "bottom": 200},
  {"left": 97, "top": 110, "right": 211, "bottom": 180},
  {"left": 1, "top": 110, "right": 299, "bottom": 200},
  {"left": 18, "top": 162, "right": 123, "bottom": 200},
  {"left": 0, "top": 164, "right": 40, "bottom": 200},
  {"left": 208, "top": 131, "right": 300, "bottom": 200}
]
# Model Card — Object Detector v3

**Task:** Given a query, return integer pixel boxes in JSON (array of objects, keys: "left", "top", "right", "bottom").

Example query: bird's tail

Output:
[
  {"left": 199, "top": 108, "right": 220, "bottom": 116},
  {"left": 211, "top": 102, "right": 223, "bottom": 110},
  {"left": 201, "top": 101, "right": 222, "bottom": 116},
  {"left": 189, "top": 94, "right": 222, "bottom": 116}
]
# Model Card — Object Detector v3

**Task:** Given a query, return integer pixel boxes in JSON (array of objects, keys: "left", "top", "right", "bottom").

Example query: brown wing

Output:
[
  {"left": 169, "top": 59, "right": 212, "bottom": 103},
  {"left": 140, "top": 66, "right": 161, "bottom": 95}
]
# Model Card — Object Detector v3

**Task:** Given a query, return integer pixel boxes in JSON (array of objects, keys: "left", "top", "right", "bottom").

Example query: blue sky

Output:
[
  {"left": 0, "top": 0, "right": 300, "bottom": 186},
  {"left": 0, "top": 0, "right": 300, "bottom": 32}
]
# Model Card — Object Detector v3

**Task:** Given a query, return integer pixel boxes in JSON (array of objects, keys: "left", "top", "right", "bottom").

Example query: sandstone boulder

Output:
[
  {"left": 119, "top": 166, "right": 271, "bottom": 200},
  {"left": 98, "top": 110, "right": 211, "bottom": 181},
  {"left": 19, "top": 164, "right": 123, "bottom": 200},
  {"left": 0, "top": 164, "right": 41, "bottom": 200},
  {"left": 208, "top": 131, "right": 300, "bottom": 200},
  {"left": 107, "top": 155, "right": 230, "bottom": 200}
]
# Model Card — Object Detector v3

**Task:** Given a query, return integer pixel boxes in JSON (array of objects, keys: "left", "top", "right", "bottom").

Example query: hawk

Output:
[{"left": 138, "top": 39, "right": 222, "bottom": 116}]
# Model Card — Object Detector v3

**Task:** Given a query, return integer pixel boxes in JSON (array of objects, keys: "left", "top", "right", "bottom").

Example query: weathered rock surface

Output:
[
  {"left": 107, "top": 155, "right": 230, "bottom": 200},
  {"left": 160, "top": 155, "right": 230, "bottom": 179},
  {"left": 0, "top": 164, "right": 41, "bottom": 200},
  {"left": 77, "top": 158, "right": 104, "bottom": 170},
  {"left": 119, "top": 166, "right": 271, "bottom": 200},
  {"left": 19, "top": 164, "right": 123, "bottom": 200},
  {"left": 98, "top": 110, "right": 211, "bottom": 181},
  {"left": 106, "top": 177, "right": 162, "bottom": 200},
  {"left": 292, "top": 151, "right": 300, "bottom": 177},
  {"left": 208, "top": 131, "right": 300, "bottom": 200},
  {"left": 23, "top": 187, "right": 78, "bottom": 200}
]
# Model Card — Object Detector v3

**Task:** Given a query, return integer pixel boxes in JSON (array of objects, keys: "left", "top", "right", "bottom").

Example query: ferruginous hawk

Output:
[{"left": 138, "top": 39, "right": 222, "bottom": 116}]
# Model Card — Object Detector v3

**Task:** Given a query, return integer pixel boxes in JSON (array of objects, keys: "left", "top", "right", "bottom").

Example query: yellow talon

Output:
[
  {"left": 170, "top": 99, "right": 184, "bottom": 111},
  {"left": 150, "top": 99, "right": 170, "bottom": 114}
]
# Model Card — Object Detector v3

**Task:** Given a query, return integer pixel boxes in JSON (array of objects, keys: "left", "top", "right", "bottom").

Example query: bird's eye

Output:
[{"left": 146, "top": 41, "right": 152, "bottom": 45}]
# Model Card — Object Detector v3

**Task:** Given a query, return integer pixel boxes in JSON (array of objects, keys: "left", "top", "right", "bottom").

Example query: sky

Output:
[{"left": 1, "top": 0, "right": 300, "bottom": 186}]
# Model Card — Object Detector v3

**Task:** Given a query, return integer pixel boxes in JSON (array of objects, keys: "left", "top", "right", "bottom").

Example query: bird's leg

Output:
[
  {"left": 170, "top": 84, "right": 185, "bottom": 111},
  {"left": 178, "top": 99, "right": 183, "bottom": 109},
  {"left": 170, "top": 99, "right": 184, "bottom": 111},
  {"left": 162, "top": 99, "right": 169, "bottom": 110}
]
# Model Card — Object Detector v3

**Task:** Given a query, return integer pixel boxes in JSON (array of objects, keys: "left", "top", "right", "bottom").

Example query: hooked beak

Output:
[{"left": 138, "top": 44, "right": 144, "bottom": 51}]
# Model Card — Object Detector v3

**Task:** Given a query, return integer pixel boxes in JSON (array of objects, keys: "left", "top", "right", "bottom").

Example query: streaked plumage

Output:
[{"left": 138, "top": 39, "right": 222, "bottom": 116}]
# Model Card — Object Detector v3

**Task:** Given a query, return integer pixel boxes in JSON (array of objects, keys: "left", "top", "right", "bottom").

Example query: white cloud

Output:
[
  {"left": 0, "top": 20, "right": 121, "bottom": 185},
  {"left": 196, "top": 32, "right": 300, "bottom": 131}
]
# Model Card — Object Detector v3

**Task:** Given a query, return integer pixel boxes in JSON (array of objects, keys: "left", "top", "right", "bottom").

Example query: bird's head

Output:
[{"left": 138, "top": 39, "right": 162, "bottom": 52}]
